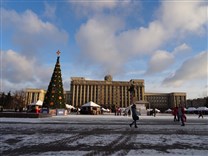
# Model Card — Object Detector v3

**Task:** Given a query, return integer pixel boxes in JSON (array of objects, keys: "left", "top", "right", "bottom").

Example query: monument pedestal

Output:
[{"left": 135, "top": 100, "right": 150, "bottom": 116}]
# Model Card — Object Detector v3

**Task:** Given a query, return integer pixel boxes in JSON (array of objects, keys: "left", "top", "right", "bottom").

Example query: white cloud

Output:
[
  {"left": 2, "top": 50, "right": 36, "bottom": 83},
  {"left": 145, "top": 43, "right": 192, "bottom": 75},
  {"left": 172, "top": 43, "right": 191, "bottom": 56},
  {"left": 70, "top": 0, "right": 134, "bottom": 17},
  {"left": 145, "top": 50, "right": 174, "bottom": 75},
  {"left": 43, "top": 2, "right": 56, "bottom": 20},
  {"left": 76, "top": 15, "right": 125, "bottom": 75},
  {"left": 75, "top": 1, "right": 207, "bottom": 77},
  {"left": 162, "top": 51, "right": 208, "bottom": 87},
  {"left": 1, "top": 8, "right": 68, "bottom": 91},
  {"left": 76, "top": 16, "right": 168, "bottom": 76},
  {"left": 117, "top": 21, "right": 167, "bottom": 55},
  {"left": 160, "top": 1, "right": 207, "bottom": 35},
  {"left": 1, "top": 50, "right": 52, "bottom": 91},
  {"left": 72, "top": 0, "right": 118, "bottom": 11},
  {"left": 2, "top": 8, "right": 68, "bottom": 57},
  {"left": 3, "top": 9, "right": 57, "bottom": 34},
  {"left": 1, "top": 1, "right": 207, "bottom": 99},
  {"left": 186, "top": 83, "right": 208, "bottom": 99},
  {"left": 118, "top": 1, "right": 207, "bottom": 56}
]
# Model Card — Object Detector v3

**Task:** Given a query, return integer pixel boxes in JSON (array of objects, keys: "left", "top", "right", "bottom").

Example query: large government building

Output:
[
  {"left": 70, "top": 75, "right": 145, "bottom": 109},
  {"left": 25, "top": 75, "right": 186, "bottom": 112}
]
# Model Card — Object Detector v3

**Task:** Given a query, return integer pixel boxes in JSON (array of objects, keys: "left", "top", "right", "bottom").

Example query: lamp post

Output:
[{"left": 128, "top": 84, "right": 135, "bottom": 105}]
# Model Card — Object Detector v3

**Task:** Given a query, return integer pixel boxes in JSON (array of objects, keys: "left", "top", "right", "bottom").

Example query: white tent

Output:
[
  {"left": 65, "top": 104, "right": 75, "bottom": 109},
  {"left": 165, "top": 108, "right": 172, "bottom": 113},
  {"left": 146, "top": 108, "right": 160, "bottom": 112},
  {"left": 187, "top": 107, "right": 197, "bottom": 111},
  {"left": 197, "top": 107, "right": 208, "bottom": 111},
  {"left": 29, "top": 100, "right": 43, "bottom": 106},
  {"left": 155, "top": 108, "right": 160, "bottom": 113},
  {"left": 82, "top": 101, "right": 101, "bottom": 108},
  {"left": 101, "top": 108, "right": 110, "bottom": 112}
]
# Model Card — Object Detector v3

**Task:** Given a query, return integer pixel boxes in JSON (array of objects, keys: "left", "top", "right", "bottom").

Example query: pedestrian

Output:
[
  {"left": 119, "top": 107, "right": 122, "bottom": 116},
  {"left": 128, "top": 109, "right": 131, "bottom": 116},
  {"left": 114, "top": 106, "right": 117, "bottom": 116},
  {"left": 198, "top": 111, "right": 203, "bottom": 118},
  {"left": 172, "top": 107, "right": 178, "bottom": 121},
  {"left": 76, "top": 107, "right": 79, "bottom": 115},
  {"left": 129, "top": 104, "right": 139, "bottom": 128},
  {"left": 117, "top": 107, "right": 120, "bottom": 116},
  {"left": 178, "top": 105, "right": 186, "bottom": 126},
  {"left": 153, "top": 108, "right": 156, "bottom": 117}
]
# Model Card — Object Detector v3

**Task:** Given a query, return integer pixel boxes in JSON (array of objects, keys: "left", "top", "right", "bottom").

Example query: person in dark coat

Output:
[
  {"left": 198, "top": 111, "right": 203, "bottom": 118},
  {"left": 129, "top": 104, "right": 139, "bottom": 128},
  {"left": 172, "top": 107, "right": 178, "bottom": 121},
  {"left": 153, "top": 108, "right": 156, "bottom": 117},
  {"left": 178, "top": 105, "right": 186, "bottom": 126}
]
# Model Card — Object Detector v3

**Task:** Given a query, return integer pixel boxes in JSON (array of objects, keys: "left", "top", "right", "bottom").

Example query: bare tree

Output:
[{"left": 12, "top": 90, "right": 26, "bottom": 110}]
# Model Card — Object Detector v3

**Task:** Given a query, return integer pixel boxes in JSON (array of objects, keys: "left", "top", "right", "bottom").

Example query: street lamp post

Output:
[{"left": 128, "top": 84, "right": 135, "bottom": 105}]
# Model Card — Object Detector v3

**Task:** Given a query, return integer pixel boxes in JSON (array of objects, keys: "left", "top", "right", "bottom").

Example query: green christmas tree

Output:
[{"left": 42, "top": 50, "right": 66, "bottom": 109}]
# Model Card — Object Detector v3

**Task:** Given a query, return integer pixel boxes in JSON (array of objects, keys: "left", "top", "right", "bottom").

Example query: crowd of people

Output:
[
  {"left": 129, "top": 103, "right": 205, "bottom": 128},
  {"left": 172, "top": 105, "right": 186, "bottom": 126}
]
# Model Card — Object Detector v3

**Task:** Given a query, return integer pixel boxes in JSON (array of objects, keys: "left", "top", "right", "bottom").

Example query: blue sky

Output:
[{"left": 1, "top": 0, "right": 207, "bottom": 99}]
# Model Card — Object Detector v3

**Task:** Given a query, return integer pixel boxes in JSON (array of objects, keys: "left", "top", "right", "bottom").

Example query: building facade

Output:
[
  {"left": 70, "top": 75, "right": 145, "bottom": 108},
  {"left": 25, "top": 88, "right": 70, "bottom": 105},
  {"left": 186, "top": 97, "right": 208, "bottom": 108},
  {"left": 25, "top": 75, "right": 187, "bottom": 111},
  {"left": 144, "top": 92, "right": 186, "bottom": 111},
  {"left": 25, "top": 88, "right": 46, "bottom": 105}
]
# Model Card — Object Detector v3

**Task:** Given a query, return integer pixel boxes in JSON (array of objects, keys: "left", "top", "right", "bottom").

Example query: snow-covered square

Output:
[{"left": 1, "top": 114, "right": 208, "bottom": 156}]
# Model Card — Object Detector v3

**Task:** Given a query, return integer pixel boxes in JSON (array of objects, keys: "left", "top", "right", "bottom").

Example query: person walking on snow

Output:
[
  {"left": 178, "top": 105, "right": 186, "bottom": 126},
  {"left": 172, "top": 107, "right": 178, "bottom": 121},
  {"left": 198, "top": 111, "right": 203, "bottom": 118},
  {"left": 129, "top": 104, "right": 139, "bottom": 128}
]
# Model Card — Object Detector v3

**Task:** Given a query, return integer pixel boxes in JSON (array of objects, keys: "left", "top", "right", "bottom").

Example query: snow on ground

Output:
[{"left": 0, "top": 114, "right": 208, "bottom": 156}]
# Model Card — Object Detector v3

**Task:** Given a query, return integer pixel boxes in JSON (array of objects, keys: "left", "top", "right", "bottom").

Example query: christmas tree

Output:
[{"left": 42, "top": 50, "right": 66, "bottom": 109}]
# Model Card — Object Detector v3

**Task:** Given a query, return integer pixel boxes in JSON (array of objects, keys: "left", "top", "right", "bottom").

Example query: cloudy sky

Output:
[{"left": 1, "top": 0, "right": 207, "bottom": 99}]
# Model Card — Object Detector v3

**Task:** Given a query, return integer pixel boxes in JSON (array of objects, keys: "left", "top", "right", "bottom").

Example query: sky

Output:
[{"left": 0, "top": 0, "right": 207, "bottom": 100}]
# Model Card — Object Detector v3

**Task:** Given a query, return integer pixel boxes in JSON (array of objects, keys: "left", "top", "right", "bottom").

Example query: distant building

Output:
[
  {"left": 187, "top": 97, "right": 208, "bottom": 108},
  {"left": 25, "top": 88, "right": 46, "bottom": 105},
  {"left": 25, "top": 75, "right": 187, "bottom": 111},
  {"left": 25, "top": 88, "right": 70, "bottom": 105},
  {"left": 70, "top": 76, "right": 186, "bottom": 111},
  {"left": 70, "top": 75, "right": 145, "bottom": 108},
  {"left": 144, "top": 92, "right": 186, "bottom": 111}
]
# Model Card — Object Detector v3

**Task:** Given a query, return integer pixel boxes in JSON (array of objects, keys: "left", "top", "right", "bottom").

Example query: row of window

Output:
[
  {"left": 73, "top": 95, "right": 131, "bottom": 106},
  {"left": 146, "top": 96, "right": 168, "bottom": 100},
  {"left": 71, "top": 84, "right": 144, "bottom": 106},
  {"left": 72, "top": 85, "right": 143, "bottom": 97}
]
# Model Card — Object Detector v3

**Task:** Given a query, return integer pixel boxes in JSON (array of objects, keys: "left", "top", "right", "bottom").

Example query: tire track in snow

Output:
[
  {"left": 1, "top": 133, "right": 85, "bottom": 156},
  {"left": 84, "top": 129, "right": 136, "bottom": 156}
]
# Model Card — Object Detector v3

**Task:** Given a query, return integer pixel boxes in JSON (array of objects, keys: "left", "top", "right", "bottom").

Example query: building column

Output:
[
  {"left": 80, "top": 85, "right": 83, "bottom": 105},
  {"left": 76, "top": 85, "right": 79, "bottom": 107},
  {"left": 94, "top": 85, "right": 96, "bottom": 103},
  {"left": 87, "top": 85, "right": 89, "bottom": 102},
  {"left": 105, "top": 85, "right": 108, "bottom": 105},
  {"left": 29, "top": 92, "right": 33, "bottom": 104},
  {"left": 72, "top": 85, "right": 75, "bottom": 106},
  {"left": 121, "top": 86, "right": 124, "bottom": 107},
  {"left": 83, "top": 85, "right": 86, "bottom": 104}
]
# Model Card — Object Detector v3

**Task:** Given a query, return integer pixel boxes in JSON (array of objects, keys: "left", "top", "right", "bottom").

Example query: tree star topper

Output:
[{"left": 56, "top": 50, "right": 61, "bottom": 56}]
